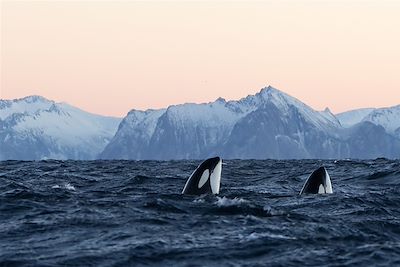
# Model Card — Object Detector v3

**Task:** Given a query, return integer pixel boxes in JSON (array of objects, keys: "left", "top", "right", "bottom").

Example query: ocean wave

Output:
[
  {"left": 0, "top": 159, "right": 399, "bottom": 266},
  {"left": 215, "top": 196, "right": 249, "bottom": 207},
  {"left": 239, "top": 232, "right": 296, "bottom": 242},
  {"left": 51, "top": 182, "right": 76, "bottom": 191}
]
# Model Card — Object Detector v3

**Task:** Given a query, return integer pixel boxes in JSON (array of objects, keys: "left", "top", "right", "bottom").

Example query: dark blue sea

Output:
[{"left": 1, "top": 159, "right": 399, "bottom": 267}]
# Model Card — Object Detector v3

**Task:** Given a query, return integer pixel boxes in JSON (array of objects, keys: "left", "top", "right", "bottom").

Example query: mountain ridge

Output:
[
  {"left": 100, "top": 86, "right": 400, "bottom": 160},
  {"left": 2, "top": 87, "right": 399, "bottom": 160},
  {"left": 0, "top": 96, "right": 121, "bottom": 160}
]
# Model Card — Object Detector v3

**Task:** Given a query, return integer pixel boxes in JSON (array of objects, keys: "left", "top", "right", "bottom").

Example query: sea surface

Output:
[{"left": 0, "top": 159, "right": 399, "bottom": 267}]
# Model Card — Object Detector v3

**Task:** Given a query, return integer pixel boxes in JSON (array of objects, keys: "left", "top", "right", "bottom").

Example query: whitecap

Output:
[
  {"left": 263, "top": 205, "right": 286, "bottom": 216},
  {"left": 240, "top": 232, "right": 295, "bottom": 242},
  {"left": 215, "top": 196, "right": 248, "bottom": 207},
  {"left": 64, "top": 183, "right": 76, "bottom": 191}
]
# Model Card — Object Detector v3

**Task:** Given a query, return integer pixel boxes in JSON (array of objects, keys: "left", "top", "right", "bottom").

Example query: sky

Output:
[{"left": 1, "top": 0, "right": 399, "bottom": 117}]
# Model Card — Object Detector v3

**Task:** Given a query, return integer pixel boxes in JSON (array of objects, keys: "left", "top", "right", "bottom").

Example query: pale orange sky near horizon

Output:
[{"left": 1, "top": 1, "right": 399, "bottom": 117}]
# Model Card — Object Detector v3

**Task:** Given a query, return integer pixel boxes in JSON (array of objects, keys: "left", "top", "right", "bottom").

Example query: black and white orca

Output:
[
  {"left": 182, "top": 157, "right": 222, "bottom": 195},
  {"left": 299, "top": 166, "right": 333, "bottom": 195}
]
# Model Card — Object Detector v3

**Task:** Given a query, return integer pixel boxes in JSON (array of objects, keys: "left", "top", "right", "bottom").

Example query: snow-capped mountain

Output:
[
  {"left": 219, "top": 88, "right": 344, "bottom": 159},
  {"left": 100, "top": 96, "right": 249, "bottom": 160},
  {"left": 336, "top": 108, "right": 376, "bottom": 128},
  {"left": 337, "top": 105, "right": 400, "bottom": 138},
  {"left": 362, "top": 105, "right": 400, "bottom": 137},
  {"left": 100, "top": 86, "right": 400, "bottom": 160},
  {"left": 0, "top": 96, "right": 121, "bottom": 160},
  {"left": 3, "top": 88, "right": 399, "bottom": 160},
  {"left": 99, "top": 108, "right": 166, "bottom": 159},
  {"left": 100, "top": 86, "right": 341, "bottom": 159}
]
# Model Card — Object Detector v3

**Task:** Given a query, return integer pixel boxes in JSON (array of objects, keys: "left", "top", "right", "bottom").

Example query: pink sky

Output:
[{"left": 1, "top": 1, "right": 399, "bottom": 117}]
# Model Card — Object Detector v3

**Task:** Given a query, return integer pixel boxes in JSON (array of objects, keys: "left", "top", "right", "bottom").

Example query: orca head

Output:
[
  {"left": 299, "top": 166, "right": 333, "bottom": 195},
  {"left": 182, "top": 157, "right": 222, "bottom": 195}
]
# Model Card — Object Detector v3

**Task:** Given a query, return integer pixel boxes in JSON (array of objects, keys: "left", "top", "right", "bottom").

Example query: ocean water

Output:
[{"left": 0, "top": 159, "right": 399, "bottom": 267}]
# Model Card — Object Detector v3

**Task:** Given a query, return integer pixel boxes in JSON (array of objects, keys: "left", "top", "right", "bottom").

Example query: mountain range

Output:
[
  {"left": 0, "top": 96, "right": 120, "bottom": 160},
  {"left": 1, "top": 87, "right": 399, "bottom": 160}
]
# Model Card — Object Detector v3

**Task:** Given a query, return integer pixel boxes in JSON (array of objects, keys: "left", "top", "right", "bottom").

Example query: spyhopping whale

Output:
[
  {"left": 299, "top": 166, "right": 333, "bottom": 195},
  {"left": 182, "top": 157, "right": 222, "bottom": 195}
]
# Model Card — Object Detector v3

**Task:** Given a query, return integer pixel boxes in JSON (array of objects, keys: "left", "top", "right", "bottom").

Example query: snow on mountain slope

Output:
[
  {"left": 165, "top": 98, "right": 241, "bottom": 128},
  {"left": 147, "top": 99, "right": 253, "bottom": 159},
  {"left": 4, "top": 88, "right": 399, "bottom": 160},
  {"left": 257, "top": 87, "right": 341, "bottom": 131},
  {"left": 120, "top": 109, "right": 167, "bottom": 141},
  {"left": 221, "top": 89, "right": 345, "bottom": 159},
  {"left": 100, "top": 96, "right": 251, "bottom": 159},
  {"left": 336, "top": 108, "right": 375, "bottom": 128},
  {"left": 101, "top": 86, "right": 345, "bottom": 160},
  {"left": 320, "top": 108, "right": 340, "bottom": 126},
  {"left": 157, "top": 98, "right": 249, "bottom": 143},
  {"left": 225, "top": 86, "right": 341, "bottom": 132},
  {"left": 337, "top": 105, "right": 400, "bottom": 137},
  {"left": 98, "top": 108, "right": 166, "bottom": 159},
  {"left": 0, "top": 96, "right": 121, "bottom": 160},
  {"left": 362, "top": 105, "right": 400, "bottom": 135},
  {"left": 0, "top": 95, "right": 53, "bottom": 120}
]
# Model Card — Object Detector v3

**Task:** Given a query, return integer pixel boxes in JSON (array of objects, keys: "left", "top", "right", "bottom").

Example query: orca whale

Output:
[
  {"left": 182, "top": 157, "right": 222, "bottom": 195},
  {"left": 299, "top": 166, "right": 333, "bottom": 195}
]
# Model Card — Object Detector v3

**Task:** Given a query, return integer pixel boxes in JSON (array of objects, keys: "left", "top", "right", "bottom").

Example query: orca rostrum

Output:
[
  {"left": 182, "top": 157, "right": 222, "bottom": 195},
  {"left": 299, "top": 166, "right": 333, "bottom": 195}
]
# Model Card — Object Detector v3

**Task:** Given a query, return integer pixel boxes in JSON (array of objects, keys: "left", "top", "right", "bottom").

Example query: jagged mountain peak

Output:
[
  {"left": 257, "top": 86, "right": 310, "bottom": 110},
  {"left": 236, "top": 86, "right": 311, "bottom": 114},
  {"left": 215, "top": 97, "right": 226, "bottom": 103},
  {"left": 258, "top": 85, "right": 284, "bottom": 95},
  {"left": 127, "top": 107, "right": 164, "bottom": 115},
  {"left": 257, "top": 85, "right": 294, "bottom": 99},
  {"left": 18, "top": 95, "right": 51, "bottom": 103},
  {"left": 254, "top": 86, "right": 340, "bottom": 130},
  {"left": 1, "top": 95, "right": 55, "bottom": 120}
]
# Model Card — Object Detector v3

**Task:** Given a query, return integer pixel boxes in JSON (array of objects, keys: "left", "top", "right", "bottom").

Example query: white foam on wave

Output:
[
  {"left": 51, "top": 183, "right": 75, "bottom": 191},
  {"left": 215, "top": 196, "right": 248, "bottom": 207},
  {"left": 64, "top": 183, "right": 75, "bottom": 191},
  {"left": 263, "top": 205, "right": 286, "bottom": 216},
  {"left": 239, "top": 232, "right": 295, "bottom": 242}
]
